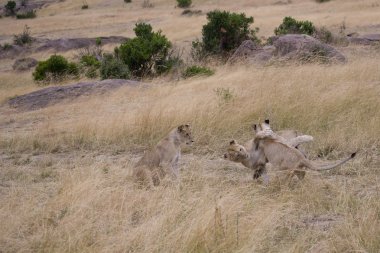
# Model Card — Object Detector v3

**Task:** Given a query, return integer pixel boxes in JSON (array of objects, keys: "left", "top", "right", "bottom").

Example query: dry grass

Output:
[{"left": 1, "top": 0, "right": 380, "bottom": 252}]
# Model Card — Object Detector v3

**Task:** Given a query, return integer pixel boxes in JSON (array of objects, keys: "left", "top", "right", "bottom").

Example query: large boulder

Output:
[
  {"left": 347, "top": 33, "right": 380, "bottom": 45},
  {"left": 229, "top": 34, "right": 346, "bottom": 64},
  {"left": 7, "top": 79, "right": 143, "bottom": 111},
  {"left": 271, "top": 34, "right": 346, "bottom": 63},
  {"left": 228, "top": 40, "right": 274, "bottom": 64}
]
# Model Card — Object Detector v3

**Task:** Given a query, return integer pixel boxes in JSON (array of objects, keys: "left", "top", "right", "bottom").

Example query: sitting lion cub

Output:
[{"left": 133, "top": 124, "right": 194, "bottom": 187}]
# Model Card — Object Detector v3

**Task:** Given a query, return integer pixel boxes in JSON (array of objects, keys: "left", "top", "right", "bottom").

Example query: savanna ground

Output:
[{"left": 0, "top": 0, "right": 380, "bottom": 252}]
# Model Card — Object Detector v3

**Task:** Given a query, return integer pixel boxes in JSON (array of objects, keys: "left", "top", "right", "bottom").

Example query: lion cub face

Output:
[
  {"left": 177, "top": 124, "right": 194, "bottom": 145},
  {"left": 224, "top": 140, "right": 249, "bottom": 162}
]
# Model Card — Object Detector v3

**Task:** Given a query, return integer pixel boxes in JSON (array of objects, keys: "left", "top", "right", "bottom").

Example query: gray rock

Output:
[
  {"left": 271, "top": 34, "right": 346, "bottom": 63},
  {"left": 347, "top": 34, "right": 380, "bottom": 45},
  {"left": 7, "top": 79, "right": 143, "bottom": 111},
  {"left": 229, "top": 34, "right": 346, "bottom": 64}
]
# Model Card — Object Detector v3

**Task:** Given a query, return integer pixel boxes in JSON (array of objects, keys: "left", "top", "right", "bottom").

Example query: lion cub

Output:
[
  {"left": 224, "top": 120, "right": 314, "bottom": 182},
  {"left": 133, "top": 124, "right": 194, "bottom": 187}
]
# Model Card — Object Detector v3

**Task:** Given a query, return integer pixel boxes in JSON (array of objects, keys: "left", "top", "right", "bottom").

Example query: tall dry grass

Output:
[{"left": 1, "top": 0, "right": 380, "bottom": 252}]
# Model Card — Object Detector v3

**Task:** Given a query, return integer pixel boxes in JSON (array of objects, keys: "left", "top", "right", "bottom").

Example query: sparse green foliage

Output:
[
  {"left": 274, "top": 16, "right": 315, "bottom": 36},
  {"left": 183, "top": 65, "right": 214, "bottom": 78},
  {"left": 214, "top": 87, "right": 234, "bottom": 105},
  {"left": 2, "top": 43, "right": 13, "bottom": 50},
  {"left": 81, "top": 1, "right": 89, "bottom": 9},
  {"left": 13, "top": 25, "right": 33, "bottom": 46},
  {"left": 100, "top": 54, "right": 130, "bottom": 79},
  {"left": 5, "top": 1, "right": 16, "bottom": 16},
  {"left": 314, "top": 27, "right": 333, "bottom": 44},
  {"left": 81, "top": 55, "right": 100, "bottom": 68},
  {"left": 16, "top": 10, "right": 36, "bottom": 19},
  {"left": 118, "top": 22, "right": 172, "bottom": 77},
  {"left": 33, "top": 55, "right": 79, "bottom": 82},
  {"left": 80, "top": 55, "right": 101, "bottom": 79},
  {"left": 196, "top": 10, "right": 259, "bottom": 56},
  {"left": 177, "top": 0, "right": 191, "bottom": 8},
  {"left": 95, "top": 37, "right": 102, "bottom": 46}
]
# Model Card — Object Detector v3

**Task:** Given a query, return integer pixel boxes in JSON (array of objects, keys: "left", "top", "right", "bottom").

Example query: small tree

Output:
[
  {"left": 195, "top": 10, "right": 259, "bottom": 56},
  {"left": 5, "top": 1, "right": 17, "bottom": 16},
  {"left": 13, "top": 25, "right": 33, "bottom": 46},
  {"left": 33, "top": 55, "right": 79, "bottom": 82},
  {"left": 177, "top": 0, "right": 191, "bottom": 8},
  {"left": 118, "top": 23, "right": 172, "bottom": 77},
  {"left": 274, "top": 16, "right": 315, "bottom": 36}
]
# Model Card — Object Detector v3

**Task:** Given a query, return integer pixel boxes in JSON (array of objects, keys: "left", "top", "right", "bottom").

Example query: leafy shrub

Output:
[
  {"left": 33, "top": 55, "right": 79, "bottom": 82},
  {"left": 177, "top": 0, "right": 191, "bottom": 8},
  {"left": 80, "top": 55, "right": 100, "bottom": 78},
  {"left": 5, "top": 1, "right": 16, "bottom": 16},
  {"left": 2, "top": 43, "right": 13, "bottom": 50},
  {"left": 183, "top": 65, "right": 214, "bottom": 78},
  {"left": 80, "top": 55, "right": 100, "bottom": 68},
  {"left": 95, "top": 37, "right": 102, "bottom": 46},
  {"left": 16, "top": 10, "right": 37, "bottom": 19},
  {"left": 118, "top": 22, "right": 172, "bottom": 77},
  {"left": 13, "top": 25, "right": 33, "bottom": 46},
  {"left": 81, "top": 1, "right": 89, "bottom": 9},
  {"left": 315, "top": 0, "right": 331, "bottom": 2},
  {"left": 100, "top": 54, "right": 130, "bottom": 79},
  {"left": 124, "top": 0, "right": 132, "bottom": 3},
  {"left": 194, "top": 10, "right": 259, "bottom": 57},
  {"left": 274, "top": 16, "right": 315, "bottom": 36}
]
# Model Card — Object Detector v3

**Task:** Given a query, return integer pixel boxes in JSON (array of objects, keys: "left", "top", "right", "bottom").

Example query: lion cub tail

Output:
[{"left": 304, "top": 152, "right": 357, "bottom": 171}]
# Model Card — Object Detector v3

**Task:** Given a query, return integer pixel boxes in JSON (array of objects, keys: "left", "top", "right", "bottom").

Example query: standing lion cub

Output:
[{"left": 133, "top": 124, "right": 194, "bottom": 187}]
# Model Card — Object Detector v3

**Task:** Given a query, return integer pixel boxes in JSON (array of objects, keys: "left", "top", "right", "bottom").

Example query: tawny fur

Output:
[{"left": 133, "top": 124, "right": 194, "bottom": 187}]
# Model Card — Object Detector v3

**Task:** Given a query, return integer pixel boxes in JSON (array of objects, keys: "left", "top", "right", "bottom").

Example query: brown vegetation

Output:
[{"left": 0, "top": 0, "right": 379, "bottom": 252}]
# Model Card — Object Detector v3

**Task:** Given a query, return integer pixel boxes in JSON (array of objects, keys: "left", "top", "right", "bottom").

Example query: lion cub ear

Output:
[
  {"left": 230, "top": 140, "right": 236, "bottom": 145},
  {"left": 264, "top": 119, "right": 270, "bottom": 125}
]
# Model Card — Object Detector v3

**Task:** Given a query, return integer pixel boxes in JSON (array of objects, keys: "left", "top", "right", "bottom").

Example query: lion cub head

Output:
[
  {"left": 223, "top": 140, "right": 249, "bottom": 162},
  {"left": 177, "top": 124, "right": 194, "bottom": 145}
]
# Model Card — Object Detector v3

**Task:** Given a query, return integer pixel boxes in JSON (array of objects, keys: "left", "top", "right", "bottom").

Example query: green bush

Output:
[
  {"left": 315, "top": 0, "right": 331, "bottom": 2},
  {"left": 100, "top": 54, "right": 130, "bottom": 79},
  {"left": 33, "top": 55, "right": 79, "bottom": 82},
  {"left": 196, "top": 10, "right": 259, "bottom": 55},
  {"left": 2, "top": 43, "right": 13, "bottom": 50},
  {"left": 118, "top": 22, "right": 172, "bottom": 77},
  {"left": 16, "top": 10, "right": 37, "bottom": 19},
  {"left": 183, "top": 65, "right": 214, "bottom": 78},
  {"left": 177, "top": 0, "right": 191, "bottom": 8},
  {"left": 80, "top": 55, "right": 100, "bottom": 67},
  {"left": 13, "top": 25, "right": 33, "bottom": 46},
  {"left": 124, "top": 0, "right": 132, "bottom": 3},
  {"left": 274, "top": 16, "right": 315, "bottom": 36},
  {"left": 5, "top": 1, "right": 16, "bottom": 16}
]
